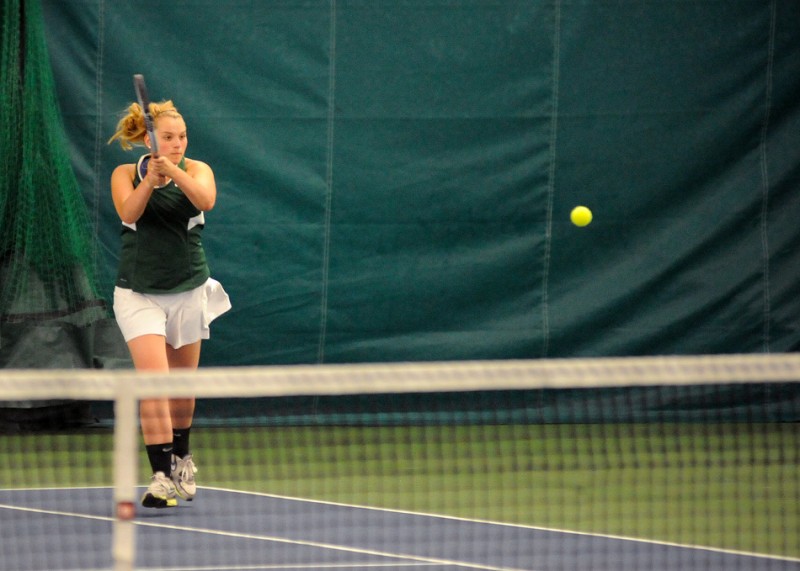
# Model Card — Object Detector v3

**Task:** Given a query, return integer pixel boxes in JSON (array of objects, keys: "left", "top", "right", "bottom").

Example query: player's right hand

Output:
[{"left": 146, "top": 157, "right": 170, "bottom": 187}]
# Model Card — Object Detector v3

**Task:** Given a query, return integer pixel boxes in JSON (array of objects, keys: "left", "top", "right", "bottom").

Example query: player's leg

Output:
[
  {"left": 167, "top": 340, "right": 202, "bottom": 500},
  {"left": 127, "top": 334, "right": 178, "bottom": 508}
]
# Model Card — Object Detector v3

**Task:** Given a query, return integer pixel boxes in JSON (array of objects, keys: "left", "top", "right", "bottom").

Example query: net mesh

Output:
[
  {"left": 0, "top": 355, "right": 798, "bottom": 570},
  {"left": 0, "top": 0, "right": 123, "bottom": 428},
  {"left": 0, "top": 0, "right": 106, "bottom": 327}
]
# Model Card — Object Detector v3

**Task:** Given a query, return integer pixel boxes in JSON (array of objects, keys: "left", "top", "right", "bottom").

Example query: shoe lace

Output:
[
  {"left": 176, "top": 455, "right": 197, "bottom": 482},
  {"left": 149, "top": 472, "right": 175, "bottom": 496}
]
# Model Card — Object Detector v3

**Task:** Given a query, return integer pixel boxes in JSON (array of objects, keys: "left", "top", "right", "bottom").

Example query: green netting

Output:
[
  {"left": 0, "top": 0, "right": 105, "bottom": 327},
  {"left": 0, "top": 0, "right": 129, "bottom": 384}
]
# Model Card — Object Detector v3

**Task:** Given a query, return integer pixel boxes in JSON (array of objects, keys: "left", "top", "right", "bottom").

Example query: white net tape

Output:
[{"left": 2, "top": 353, "right": 800, "bottom": 402}]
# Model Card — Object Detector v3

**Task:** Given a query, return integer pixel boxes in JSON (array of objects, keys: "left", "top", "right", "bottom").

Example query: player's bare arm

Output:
[
  {"left": 150, "top": 156, "right": 216, "bottom": 212},
  {"left": 111, "top": 163, "right": 157, "bottom": 225}
]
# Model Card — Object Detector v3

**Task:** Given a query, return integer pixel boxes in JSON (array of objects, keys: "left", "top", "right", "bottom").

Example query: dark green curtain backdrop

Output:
[{"left": 40, "top": 1, "right": 800, "bottom": 366}]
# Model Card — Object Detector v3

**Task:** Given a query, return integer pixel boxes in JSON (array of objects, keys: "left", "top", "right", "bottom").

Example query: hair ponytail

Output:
[{"left": 108, "top": 100, "right": 181, "bottom": 150}]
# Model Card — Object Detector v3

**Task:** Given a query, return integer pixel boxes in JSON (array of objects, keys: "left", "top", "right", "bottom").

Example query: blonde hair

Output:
[{"left": 107, "top": 100, "right": 182, "bottom": 150}]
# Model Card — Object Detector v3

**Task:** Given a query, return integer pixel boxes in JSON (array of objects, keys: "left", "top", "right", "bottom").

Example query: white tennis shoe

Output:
[
  {"left": 171, "top": 454, "right": 198, "bottom": 501},
  {"left": 141, "top": 471, "right": 178, "bottom": 508}
]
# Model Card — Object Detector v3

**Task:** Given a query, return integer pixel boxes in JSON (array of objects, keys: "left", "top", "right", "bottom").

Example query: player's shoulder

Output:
[
  {"left": 184, "top": 157, "right": 210, "bottom": 168},
  {"left": 111, "top": 163, "right": 136, "bottom": 179},
  {"left": 184, "top": 157, "right": 213, "bottom": 175}
]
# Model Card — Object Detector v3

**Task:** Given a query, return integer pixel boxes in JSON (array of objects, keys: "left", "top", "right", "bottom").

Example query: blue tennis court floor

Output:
[{"left": 1, "top": 487, "right": 798, "bottom": 571}]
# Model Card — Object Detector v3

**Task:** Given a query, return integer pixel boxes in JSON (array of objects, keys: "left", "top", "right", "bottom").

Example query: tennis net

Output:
[{"left": 1, "top": 354, "right": 799, "bottom": 571}]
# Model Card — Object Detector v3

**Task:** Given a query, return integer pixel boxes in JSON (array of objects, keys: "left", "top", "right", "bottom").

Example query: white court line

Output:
[
  {"left": 130, "top": 518, "right": 524, "bottom": 571},
  {"left": 202, "top": 486, "right": 800, "bottom": 565},
  {"left": 137, "top": 565, "right": 437, "bottom": 570},
  {"left": 2, "top": 487, "right": 799, "bottom": 566},
  {"left": 33, "top": 567, "right": 434, "bottom": 571},
  {"left": 138, "top": 565, "right": 437, "bottom": 571},
  {"left": 0, "top": 501, "right": 113, "bottom": 523},
  {"left": 0, "top": 498, "right": 524, "bottom": 571}
]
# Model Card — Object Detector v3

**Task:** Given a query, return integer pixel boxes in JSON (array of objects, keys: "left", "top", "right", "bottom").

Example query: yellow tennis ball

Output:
[{"left": 570, "top": 206, "right": 592, "bottom": 227}]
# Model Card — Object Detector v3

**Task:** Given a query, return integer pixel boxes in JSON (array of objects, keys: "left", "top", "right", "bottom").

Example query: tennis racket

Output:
[{"left": 133, "top": 74, "right": 158, "bottom": 156}]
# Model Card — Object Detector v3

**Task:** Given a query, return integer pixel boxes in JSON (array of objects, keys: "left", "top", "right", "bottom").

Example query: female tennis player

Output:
[{"left": 108, "top": 100, "right": 231, "bottom": 508}]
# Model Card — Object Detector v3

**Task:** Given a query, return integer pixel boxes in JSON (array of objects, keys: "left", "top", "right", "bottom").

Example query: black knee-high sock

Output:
[
  {"left": 172, "top": 427, "right": 191, "bottom": 459},
  {"left": 145, "top": 443, "right": 173, "bottom": 476}
]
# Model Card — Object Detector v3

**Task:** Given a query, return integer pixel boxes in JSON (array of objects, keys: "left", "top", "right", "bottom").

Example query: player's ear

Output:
[{"left": 144, "top": 133, "right": 151, "bottom": 150}]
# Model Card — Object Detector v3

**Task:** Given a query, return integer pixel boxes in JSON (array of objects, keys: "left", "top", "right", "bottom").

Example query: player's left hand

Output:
[{"left": 148, "top": 155, "right": 176, "bottom": 178}]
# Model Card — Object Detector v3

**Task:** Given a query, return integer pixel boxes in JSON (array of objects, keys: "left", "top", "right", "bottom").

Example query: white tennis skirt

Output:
[{"left": 113, "top": 278, "right": 232, "bottom": 349}]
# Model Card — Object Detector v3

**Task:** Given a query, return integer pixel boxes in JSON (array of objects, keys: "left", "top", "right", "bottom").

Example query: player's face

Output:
[{"left": 152, "top": 116, "right": 188, "bottom": 164}]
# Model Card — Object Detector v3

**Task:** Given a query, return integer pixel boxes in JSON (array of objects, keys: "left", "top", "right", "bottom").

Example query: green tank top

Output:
[{"left": 116, "top": 155, "right": 210, "bottom": 293}]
